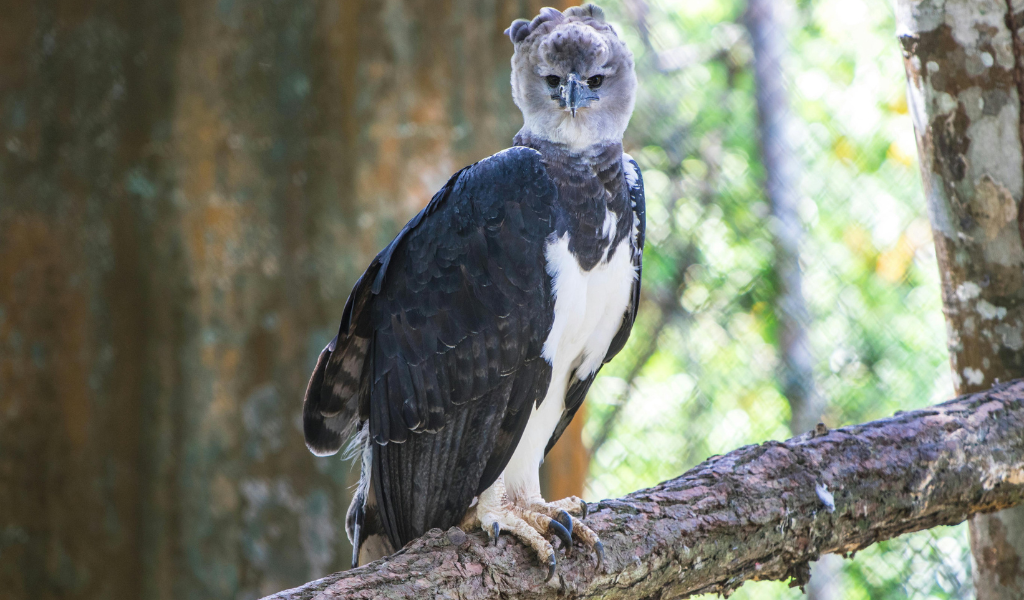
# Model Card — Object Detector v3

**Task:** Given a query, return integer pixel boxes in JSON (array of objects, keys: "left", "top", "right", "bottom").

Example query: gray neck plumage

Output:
[{"left": 514, "top": 130, "right": 632, "bottom": 270}]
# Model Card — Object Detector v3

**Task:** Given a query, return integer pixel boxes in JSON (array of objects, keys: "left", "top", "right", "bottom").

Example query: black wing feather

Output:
[
  {"left": 359, "top": 148, "right": 557, "bottom": 549},
  {"left": 302, "top": 166, "right": 476, "bottom": 455}
]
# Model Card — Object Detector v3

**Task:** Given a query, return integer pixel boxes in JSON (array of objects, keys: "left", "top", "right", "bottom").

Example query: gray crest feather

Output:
[
  {"left": 564, "top": 4, "right": 605, "bottom": 21},
  {"left": 537, "top": 6, "right": 566, "bottom": 24},
  {"left": 506, "top": 4, "right": 608, "bottom": 44},
  {"left": 506, "top": 19, "right": 532, "bottom": 43},
  {"left": 505, "top": 7, "right": 563, "bottom": 43}
]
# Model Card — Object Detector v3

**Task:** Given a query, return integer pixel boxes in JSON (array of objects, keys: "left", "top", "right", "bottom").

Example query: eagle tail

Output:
[
  {"left": 346, "top": 424, "right": 393, "bottom": 568},
  {"left": 302, "top": 338, "right": 346, "bottom": 455},
  {"left": 303, "top": 333, "right": 369, "bottom": 456}
]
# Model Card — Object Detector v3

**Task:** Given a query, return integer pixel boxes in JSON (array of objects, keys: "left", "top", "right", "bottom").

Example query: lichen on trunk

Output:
[{"left": 896, "top": 0, "right": 1024, "bottom": 596}]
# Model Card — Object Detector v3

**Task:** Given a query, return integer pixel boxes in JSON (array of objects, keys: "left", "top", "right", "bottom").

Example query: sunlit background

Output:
[{"left": 586, "top": 0, "right": 964, "bottom": 598}]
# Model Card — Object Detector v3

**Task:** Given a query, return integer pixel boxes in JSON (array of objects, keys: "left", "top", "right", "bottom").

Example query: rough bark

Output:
[
  {"left": 264, "top": 380, "right": 1024, "bottom": 600},
  {"left": 896, "top": 0, "right": 1024, "bottom": 597},
  {"left": 0, "top": 1, "right": 563, "bottom": 598}
]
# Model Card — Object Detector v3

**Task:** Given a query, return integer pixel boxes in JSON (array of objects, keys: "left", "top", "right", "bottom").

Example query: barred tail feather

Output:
[
  {"left": 303, "top": 331, "right": 371, "bottom": 456},
  {"left": 303, "top": 338, "right": 345, "bottom": 456}
]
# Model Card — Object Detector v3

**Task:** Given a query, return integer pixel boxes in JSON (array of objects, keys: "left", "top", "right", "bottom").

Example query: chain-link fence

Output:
[{"left": 578, "top": 0, "right": 969, "bottom": 598}]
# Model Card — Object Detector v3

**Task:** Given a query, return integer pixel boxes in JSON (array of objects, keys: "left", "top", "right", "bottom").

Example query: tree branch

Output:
[{"left": 266, "top": 380, "right": 1024, "bottom": 600}]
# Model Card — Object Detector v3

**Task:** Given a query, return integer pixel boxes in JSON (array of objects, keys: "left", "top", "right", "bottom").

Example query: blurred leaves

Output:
[{"left": 584, "top": 0, "right": 962, "bottom": 598}]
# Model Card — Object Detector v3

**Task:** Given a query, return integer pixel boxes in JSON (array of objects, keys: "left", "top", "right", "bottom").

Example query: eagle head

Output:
[{"left": 507, "top": 4, "right": 636, "bottom": 149}]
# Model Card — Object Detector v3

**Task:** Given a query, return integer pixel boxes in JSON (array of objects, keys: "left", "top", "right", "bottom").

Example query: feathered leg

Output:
[{"left": 345, "top": 425, "right": 393, "bottom": 567}]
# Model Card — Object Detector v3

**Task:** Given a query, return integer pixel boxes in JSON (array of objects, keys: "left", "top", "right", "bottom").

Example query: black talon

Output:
[
  {"left": 545, "top": 553, "right": 557, "bottom": 582},
  {"left": 555, "top": 510, "right": 574, "bottom": 539},
  {"left": 491, "top": 522, "right": 500, "bottom": 545},
  {"left": 594, "top": 540, "right": 606, "bottom": 571},
  {"left": 547, "top": 517, "right": 572, "bottom": 550},
  {"left": 580, "top": 499, "right": 588, "bottom": 520}
]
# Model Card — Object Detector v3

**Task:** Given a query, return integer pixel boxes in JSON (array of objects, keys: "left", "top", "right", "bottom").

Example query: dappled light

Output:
[{"left": 584, "top": 0, "right": 961, "bottom": 598}]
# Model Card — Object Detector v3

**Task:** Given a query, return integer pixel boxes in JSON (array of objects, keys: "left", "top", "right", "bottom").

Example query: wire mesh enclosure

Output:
[{"left": 576, "top": 0, "right": 968, "bottom": 598}]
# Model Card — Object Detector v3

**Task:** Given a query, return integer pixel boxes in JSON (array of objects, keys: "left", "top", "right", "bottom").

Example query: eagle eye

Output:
[
  {"left": 587, "top": 75, "right": 604, "bottom": 89},
  {"left": 545, "top": 75, "right": 561, "bottom": 87}
]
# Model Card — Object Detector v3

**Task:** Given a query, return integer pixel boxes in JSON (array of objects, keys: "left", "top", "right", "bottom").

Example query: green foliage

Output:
[{"left": 583, "top": 0, "right": 966, "bottom": 597}]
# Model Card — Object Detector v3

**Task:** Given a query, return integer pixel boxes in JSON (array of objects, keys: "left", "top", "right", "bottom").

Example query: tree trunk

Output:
[
  {"left": 896, "top": 0, "right": 1024, "bottom": 596},
  {"left": 0, "top": 1, "right": 559, "bottom": 598},
  {"left": 264, "top": 381, "right": 1024, "bottom": 600},
  {"left": 746, "top": 0, "right": 839, "bottom": 596}
]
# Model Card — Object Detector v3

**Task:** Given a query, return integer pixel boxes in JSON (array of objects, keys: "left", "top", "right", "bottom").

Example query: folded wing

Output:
[{"left": 303, "top": 147, "right": 560, "bottom": 550}]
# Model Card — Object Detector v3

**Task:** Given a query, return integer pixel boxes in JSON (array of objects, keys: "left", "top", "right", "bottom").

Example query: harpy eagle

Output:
[{"left": 302, "top": 4, "right": 644, "bottom": 579}]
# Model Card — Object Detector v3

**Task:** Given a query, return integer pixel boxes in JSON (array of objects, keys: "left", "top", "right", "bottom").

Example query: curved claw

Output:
[
  {"left": 545, "top": 553, "right": 557, "bottom": 582},
  {"left": 580, "top": 499, "right": 588, "bottom": 520},
  {"left": 555, "top": 510, "right": 574, "bottom": 539},
  {"left": 594, "top": 540, "right": 606, "bottom": 571},
  {"left": 547, "top": 517, "right": 572, "bottom": 550},
  {"left": 491, "top": 521, "right": 501, "bottom": 545}
]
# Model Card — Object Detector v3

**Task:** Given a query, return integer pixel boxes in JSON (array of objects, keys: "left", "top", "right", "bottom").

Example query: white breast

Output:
[
  {"left": 541, "top": 234, "right": 636, "bottom": 379},
  {"left": 502, "top": 233, "right": 638, "bottom": 500}
]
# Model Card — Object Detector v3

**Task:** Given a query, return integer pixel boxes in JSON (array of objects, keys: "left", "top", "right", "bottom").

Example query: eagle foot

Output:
[
  {"left": 476, "top": 503, "right": 563, "bottom": 581},
  {"left": 464, "top": 480, "right": 605, "bottom": 580},
  {"left": 464, "top": 476, "right": 578, "bottom": 582},
  {"left": 525, "top": 497, "right": 605, "bottom": 569}
]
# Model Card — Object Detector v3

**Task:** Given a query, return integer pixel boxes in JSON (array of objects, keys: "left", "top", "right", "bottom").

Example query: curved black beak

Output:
[{"left": 560, "top": 73, "right": 599, "bottom": 117}]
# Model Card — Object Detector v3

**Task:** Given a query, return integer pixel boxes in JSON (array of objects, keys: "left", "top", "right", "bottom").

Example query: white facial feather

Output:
[{"left": 508, "top": 6, "right": 637, "bottom": 150}]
